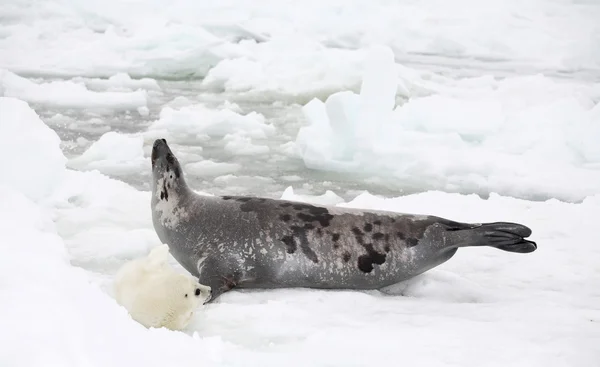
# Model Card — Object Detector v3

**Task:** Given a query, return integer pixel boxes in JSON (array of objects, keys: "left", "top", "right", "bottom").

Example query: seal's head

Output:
[{"left": 151, "top": 139, "right": 188, "bottom": 199}]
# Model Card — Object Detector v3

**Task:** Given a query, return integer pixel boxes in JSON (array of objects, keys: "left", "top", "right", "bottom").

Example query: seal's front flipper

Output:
[{"left": 444, "top": 222, "right": 537, "bottom": 254}]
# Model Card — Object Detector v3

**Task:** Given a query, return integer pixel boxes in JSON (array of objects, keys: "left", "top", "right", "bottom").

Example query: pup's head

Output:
[{"left": 151, "top": 272, "right": 212, "bottom": 330}]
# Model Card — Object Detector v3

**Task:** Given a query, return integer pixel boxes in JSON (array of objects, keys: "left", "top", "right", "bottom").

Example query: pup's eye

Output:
[
  {"left": 184, "top": 294, "right": 188, "bottom": 298},
  {"left": 195, "top": 288, "right": 201, "bottom": 296}
]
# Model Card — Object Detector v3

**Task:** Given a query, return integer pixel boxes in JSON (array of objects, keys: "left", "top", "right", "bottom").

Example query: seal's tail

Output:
[{"left": 445, "top": 222, "right": 537, "bottom": 253}]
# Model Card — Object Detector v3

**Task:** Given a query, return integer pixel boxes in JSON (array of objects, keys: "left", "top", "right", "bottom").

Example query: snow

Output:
[
  {"left": 0, "top": 97, "right": 66, "bottom": 202},
  {"left": 1, "top": 0, "right": 600, "bottom": 366}
]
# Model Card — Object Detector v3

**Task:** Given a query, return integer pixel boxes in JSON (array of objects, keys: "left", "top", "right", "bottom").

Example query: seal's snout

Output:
[
  {"left": 151, "top": 138, "right": 170, "bottom": 167},
  {"left": 153, "top": 138, "right": 168, "bottom": 150}
]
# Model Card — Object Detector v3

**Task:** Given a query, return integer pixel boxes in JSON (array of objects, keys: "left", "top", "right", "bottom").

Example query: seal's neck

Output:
[{"left": 151, "top": 170, "right": 192, "bottom": 231}]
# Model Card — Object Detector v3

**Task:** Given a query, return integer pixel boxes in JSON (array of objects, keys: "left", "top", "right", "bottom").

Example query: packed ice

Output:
[
  {"left": 296, "top": 46, "right": 600, "bottom": 202},
  {"left": 0, "top": 0, "right": 599, "bottom": 366}
]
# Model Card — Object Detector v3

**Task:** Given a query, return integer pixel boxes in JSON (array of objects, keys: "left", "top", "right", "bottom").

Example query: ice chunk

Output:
[
  {"left": 0, "top": 97, "right": 66, "bottom": 202},
  {"left": 0, "top": 70, "right": 147, "bottom": 110},
  {"left": 68, "top": 132, "right": 148, "bottom": 176},
  {"left": 146, "top": 103, "right": 275, "bottom": 142},
  {"left": 78, "top": 73, "right": 161, "bottom": 91}
]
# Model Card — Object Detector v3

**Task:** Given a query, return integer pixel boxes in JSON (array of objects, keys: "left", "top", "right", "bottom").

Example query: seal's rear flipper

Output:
[{"left": 444, "top": 222, "right": 537, "bottom": 253}]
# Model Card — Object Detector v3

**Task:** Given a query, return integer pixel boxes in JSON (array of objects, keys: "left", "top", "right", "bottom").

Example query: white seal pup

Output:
[
  {"left": 150, "top": 139, "right": 537, "bottom": 302},
  {"left": 113, "top": 244, "right": 211, "bottom": 330}
]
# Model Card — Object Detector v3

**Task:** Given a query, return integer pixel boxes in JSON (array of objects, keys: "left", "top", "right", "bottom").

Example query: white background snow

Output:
[{"left": 1, "top": 0, "right": 599, "bottom": 366}]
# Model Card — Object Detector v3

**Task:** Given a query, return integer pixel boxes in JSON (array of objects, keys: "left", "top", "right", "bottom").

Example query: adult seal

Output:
[{"left": 150, "top": 139, "right": 537, "bottom": 302}]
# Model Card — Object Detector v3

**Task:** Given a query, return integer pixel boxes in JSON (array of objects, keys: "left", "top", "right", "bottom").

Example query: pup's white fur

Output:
[{"left": 114, "top": 244, "right": 211, "bottom": 330}]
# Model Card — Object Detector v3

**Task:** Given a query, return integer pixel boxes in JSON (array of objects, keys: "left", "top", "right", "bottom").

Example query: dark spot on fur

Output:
[
  {"left": 296, "top": 211, "right": 334, "bottom": 227},
  {"left": 167, "top": 183, "right": 171, "bottom": 189},
  {"left": 333, "top": 243, "right": 340, "bottom": 249},
  {"left": 282, "top": 225, "right": 319, "bottom": 263},
  {"left": 317, "top": 228, "right": 322, "bottom": 236},
  {"left": 396, "top": 232, "right": 406, "bottom": 240},
  {"left": 372, "top": 232, "right": 385, "bottom": 240},
  {"left": 297, "top": 212, "right": 313, "bottom": 222},
  {"left": 373, "top": 220, "right": 382, "bottom": 225},
  {"left": 166, "top": 153, "right": 175, "bottom": 165},
  {"left": 293, "top": 204, "right": 312, "bottom": 211},
  {"left": 287, "top": 203, "right": 334, "bottom": 227},
  {"left": 239, "top": 198, "right": 268, "bottom": 213},
  {"left": 160, "top": 191, "right": 165, "bottom": 200},
  {"left": 163, "top": 153, "right": 181, "bottom": 178},
  {"left": 302, "top": 246, "right": 319, "bottom": 263},
  {"left": 222, "top": 196, "right": 233, "bottom": 200},
  {"left": 352, "top": 227, "right": 364, "bottom": 245},
  {"left": 162, "top": 181, "right": 169, "bottom": 201},
  {"left": 317, "top": 214, "right": 334, "bottom": 227},
  {"left": 280, "top": 214, "right": 292, "bottom": 222},
  {"left": 281, "top": 236, "right": 296, "bottom": 254},
  {"left": 357, "top": 257, "right": 373, "bottom": 273},
  {"left": 406, "top": 238, "right": 419, "bottom": 247},
  {"left": 384, "top": 234, "right": 390, "bottom": 242},
  {"left": 280, "top": 202, "right": 293, "bottom": 207},
  {"left": 384, "top": 244, "right": 391, "bottom": 252},
  {"left": 332, "top": 233, "right": 340, "bottom": 242},
  {"left": 390, "top": 218, "right": 396, "bottom": 222},
  {"left": 308, "top": 206, "right": 329, "bottom": 216},
  {"left": 342, "top": 252, "right": 351, "bottom": 262},
  {"left": 357, "top": 244, "right": 386, "bottom": 273},
  {"left": 363, "top": 223, "right": 373, "bottom": 232}
]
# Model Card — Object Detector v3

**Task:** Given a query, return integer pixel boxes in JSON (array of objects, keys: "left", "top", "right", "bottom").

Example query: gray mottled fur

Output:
[{"left": 150, "top": 139, "right": 537, "bottom": 302}]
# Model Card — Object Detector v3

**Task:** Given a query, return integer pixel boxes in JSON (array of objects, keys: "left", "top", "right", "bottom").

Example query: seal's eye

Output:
[
  {"left": 184, "top": 294, "right": 188, "bottom": 298},
  {"left": 195, "top": 288, "right": 201, "bottom": 296}
]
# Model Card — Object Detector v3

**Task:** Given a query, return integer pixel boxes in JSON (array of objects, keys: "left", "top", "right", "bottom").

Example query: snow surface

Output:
[{"left": 1, "top": 0, "right": 599, "bottom": 366}]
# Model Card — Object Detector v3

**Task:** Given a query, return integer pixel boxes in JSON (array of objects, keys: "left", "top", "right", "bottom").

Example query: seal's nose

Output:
[
  {"left": 151, "top": 139, "right": 169, "bottom": 166},
  {"left": 153, "top": 138, "right": 167, "bottom": 149}
]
